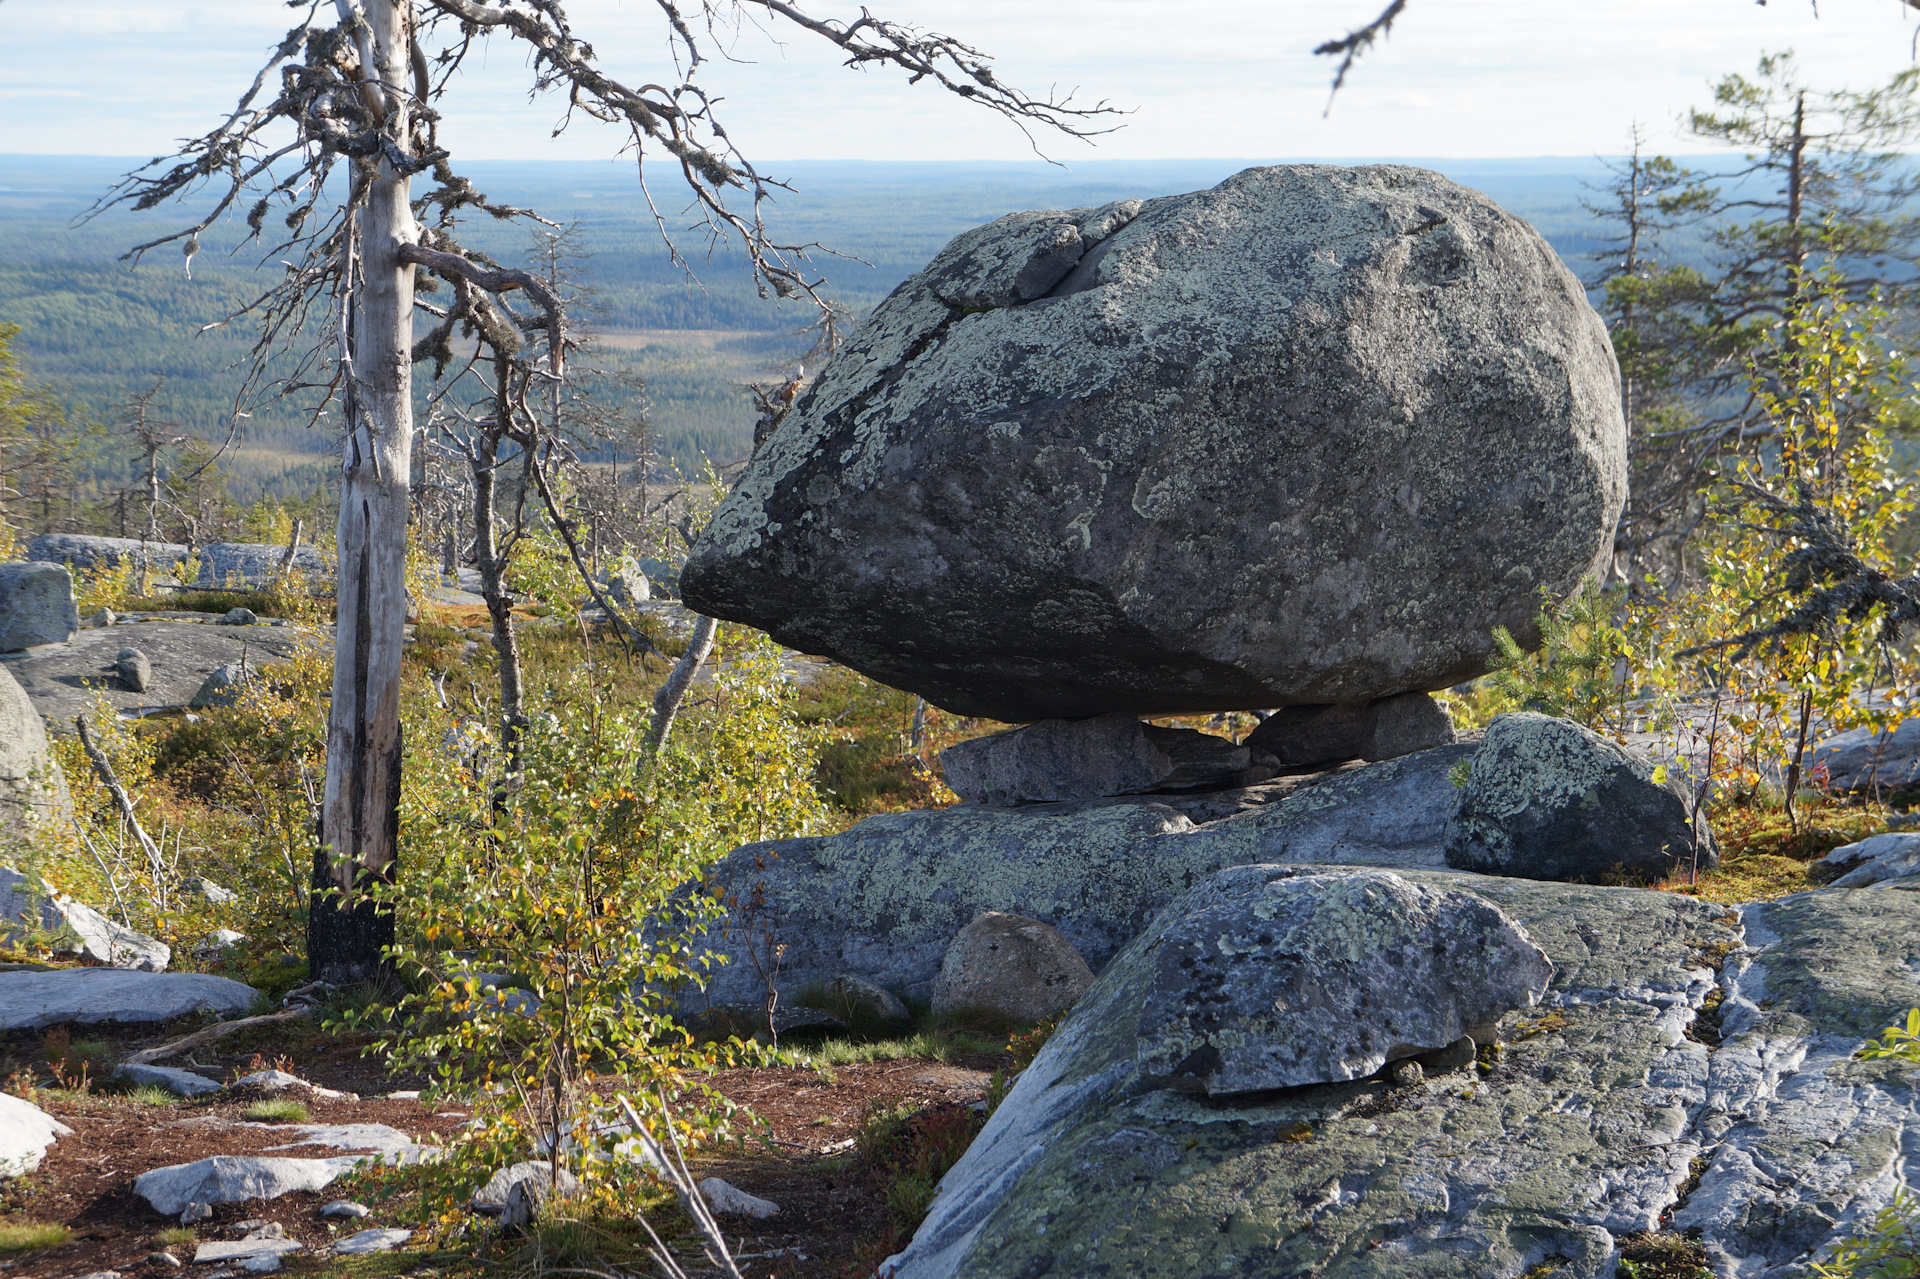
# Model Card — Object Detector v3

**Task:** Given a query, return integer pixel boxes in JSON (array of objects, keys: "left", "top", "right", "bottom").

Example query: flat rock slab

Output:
[
  {"left": 0, "top": 618, "right": 319, "bottom": 733},
  {"left": 137, "top": 1155, "right": 360, "bottom": 1217},
  {"left": 116, "top": 1064, "right": 223, "bottom": 1097},
  {"left": 263, "top": 1123, "right": 436, "bottom": 1164},
  {"left": 1817, "top": 831, "right": 1920, "bottom": 887},
  {"left": 332, "top": 1228, "right": 412, "bottom": 1255},
  {"left": 695, "top": 744, "right": 1472, "bottom": 1008},
  {"left": 192, "top": 1239, "right": 305, "bottom": 1263},
  {"left": 0, "top": 1088, "right": 72, "bottom": 1177},
  {"left": 0, "top": 969, "right": 259, "bottom": 1029},
  {"left": 684, "top": 165, "right": 1625, "bottom": 720}
]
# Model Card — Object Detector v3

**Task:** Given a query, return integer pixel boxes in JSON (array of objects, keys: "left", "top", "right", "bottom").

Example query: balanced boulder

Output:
[
  {"left": 0, "top": 562, "right": 78, "bottom": 651},
  {"left": 683, "top": 164, "right": 1625, "bottom": 721},
  {"left": 1445, "top": 713, "right": 1715, "bottom": 884},
  {"left": 1134, "top": 869, "right": 1550, "bottom": 1095}
]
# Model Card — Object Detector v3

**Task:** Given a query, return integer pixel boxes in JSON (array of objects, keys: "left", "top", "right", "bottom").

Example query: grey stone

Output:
[
  {"left": 179, "top": 1202, "right": 213, "bottom": 1225},
  {"left": 938, "top": 714, "right": 1275, "bottom": 806},
  {"left": 820, "top": 974, "right": 912, "bottom": 1026},
  {"left": 931, "top": 912, "right": 1094, "bottom": 1024},
  {"left": 0, "top": 619, "right": 317, "bottom": 732},
  {"left": 138, "top": 1156, "right": 359, "bottom": 1216},
  {"left": 332, "top": 1228, "right": 412, "bottom": 1254},
  {"left": 240, "top": 1257, "right": 283, "bottom": 1275},
  {"left": 115, "top": 647, "right": 151, "bottom": 692},
  {"left": 1133, "top": 869, "right": 1550, "bottom": 1095},
  {"left": 230, "top": 1069, "right": 353, "bottom": 1100},
  {"left": 195, "top": 542, "right": 328, "bottom": 589},
  {"left": 0, "top": 968, "right": 257, "bottom": 1029},
  {"left": 472, "top": 1161, "right": 577, "bottom": 1225},
  {"left": 1808, "top": 717, "right": 1920, "bottom": 792},
  {"left": 0, "top": 1088, "right": 71, "bottom": 1176},
  {"left": 217, "top": 607, "right": 257, "bottom": 627},
  {"left": 602, "top": 563, "right": 651, "bottom": 607},
  {"left": 191, "top": 661, "right": 254, "bottom": 710},
  {"left": 195, "top": 928, "right": 248, "bottom": 956},
  {"left": 0, "top": 665, "right": 70, "bottom": 848},
  {"left": 682, "top": 165, "right": 1625, "bottom": 722},
  {"left": 1815, "top": 831, "right": 1920, "bottom": 888},
  {"left": 1245, "top": 691, "right": 1455, "bottom": 767},
  {"left": 698, "top": 1002, "right": 848, "bottom": 1038},
  {"left": 0, "top": 561, "right": 78, "bottom": 651},
  {"left": 698, "top": 1177, "right": 779, "bottom": 1219},
  {"left": 322, "top": 1199, "right": 371, "bottom": 1219},
  {"left": 0, "top": 865, "right": 169, "bottom": 970},
  {"left": 25, "top": 533, "right": 188, "bottom": 578},
  {"left": 116, "top": 1063, "right": 223, "bottom": 1097},
  {"left": 190, "top": 1239, "right": 306, "bottom": 1264},
  {"left": 86, "top": 607, "right": 116, "bottom": 628},
  {"left": 261, "top": 1125, "right": 435, "bottom": 1165},
  {"left": 883, "top": 871, "right": 1750, "bottom": 1279},
  {"left": 1445, "top": 712, "right": 1716, "bottom": 883},
  {"left": 694, "top": 745, "right": 1474, "bottom": 1009},
  {"left": 186, "top": 877, "right": 239, "bottom": 904},
  {"left": 148, "top": 1252, "right": 183, "bottom": 1270}
]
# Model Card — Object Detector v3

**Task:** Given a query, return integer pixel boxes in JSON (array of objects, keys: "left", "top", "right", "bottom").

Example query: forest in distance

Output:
[{"left": 0, "top": 152, "right": 1727, "bottom": 502}]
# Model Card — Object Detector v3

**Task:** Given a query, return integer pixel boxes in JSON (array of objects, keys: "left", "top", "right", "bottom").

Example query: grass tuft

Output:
[
  {"left": 154, "top": 1225, "right": 197, "bottom": 1247},
  {"left": 0, "top": 1220, "right": 72, "bottom": 1252},
  {"left": 241, "top": 1098, "right": 310, "bottom": 1123}
]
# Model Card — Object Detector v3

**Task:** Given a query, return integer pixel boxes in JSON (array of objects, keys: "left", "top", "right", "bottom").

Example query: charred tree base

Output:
[{"left": 307, "top": 880, "right": 397, "bottom": 986}]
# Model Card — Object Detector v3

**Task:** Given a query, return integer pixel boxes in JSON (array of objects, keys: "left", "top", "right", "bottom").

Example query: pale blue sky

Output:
[{"left": 2, "top": 1, "right": 1917, "bottom": 164}]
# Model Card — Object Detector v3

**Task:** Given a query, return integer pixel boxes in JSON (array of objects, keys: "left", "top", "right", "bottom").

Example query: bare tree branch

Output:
[{"left": 1314, "top": 0, "right": 1407, "bottom": 111}]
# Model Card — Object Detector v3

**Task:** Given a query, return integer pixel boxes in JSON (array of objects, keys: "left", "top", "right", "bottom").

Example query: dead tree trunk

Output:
[{"left": 313, "top": 0, "right": 416, "bottom": 985}]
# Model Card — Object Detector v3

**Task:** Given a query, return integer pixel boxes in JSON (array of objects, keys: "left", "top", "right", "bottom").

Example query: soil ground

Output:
[{"left": 0, "top": 1017, "right": 1000, "bottom": 1279}]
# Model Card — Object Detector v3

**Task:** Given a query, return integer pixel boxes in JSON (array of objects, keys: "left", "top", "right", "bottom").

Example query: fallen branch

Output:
[
  {"left": 124, "top": 1006, "right": 315, "bottom": 1067},
  {"left": 74, "top": 715, "right": 164, "bottom": 880}
]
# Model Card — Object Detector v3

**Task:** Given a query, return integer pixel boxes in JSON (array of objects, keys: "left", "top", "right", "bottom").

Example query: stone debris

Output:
[
  {"left": 178, "top": 1201, "right": 213, "bottom": 1225},
  {"left": 333, "top": 1228, "right": 414, "bottom": 1254},
  {"left": 230, "top": 1069, "right": 353, "bottom": 1100},
  {"left": 321, "top": 1199, "right": 372, "bottom": 1219},
  {"left": 1445, "top": 712, "right": 1715, "bottom": 883},
  {"left": 192, "top": 1238, "right": 304, "bottom": 1266},
  {"left": 0, "top": 1088, "right": 71, "bottom": 1177},
  {"left": 135, "top": 1155, "right": 361, "bottom": 1216},
  {"left": 261, "top": 1123, "right": 437, "bottom": 1164},
  {"left": 684, "top": 166, "right": 1623, "bottom": 722},
  {"left": 1133, "top": 869, "right": 1551, "bottom": 1095},
  {"left": 931, "top": 912, "right": 1093, "bottom": 1024},
  {"left": 0, "top": 865, "right": 171, "bottom": 971},
  {"left": 698, "top": 1177, "right": 780, "bottom": 1219},
  {"left": 1816, "top": 831, "right": 1920, "bottom": 888},
  {"left": 471, "top": 1161, "right": 578, "bottom": 1219},
  {"left": 116, "top": 1063, "right": 223, "bottom": 1098},
  {"left": 1244, "top": 692, "right": 1455, "bottom": 768},
  {"left": 0, "top": 561, "right": 79, "bottom": 651},
  {"left": 148, "top": 1252, "right": 184, "bottom": 1269},
  {"left": 0, "top": 968, "right": 255, "bottom": 1030}
]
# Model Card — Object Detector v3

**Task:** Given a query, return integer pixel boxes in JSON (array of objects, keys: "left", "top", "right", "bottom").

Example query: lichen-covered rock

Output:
[
  {"left": 195, "top": 542, "right": 328, "bottom": 588},
  {"left": 1445, "top": 712, "right": 1715, "bottom": 883},
  {"left": 1134, "top": 870, "right": 1550, "bottom": 1095},
  {"left": 931, "top": 912, "right": 1094, "bottom": 1023},
  {"left": 884, "top": 871, "right": 1751, "bottom": 1279},
  {"left": 937, "top": 714, "right": 1274, "bottom": 806},
  {"left": 682, "top": 164, "right": 1625, "bottom": 722},
  {"left": 0, "top": 666, "right": 69, "bottom": 847},
  {"left": 693, "top": 745, "right": 1473, "bottom": 1009},
  {"left": 116, "top": 647, "right": 152, "bottom": 692},
  {"left": 0, "top": 562, "right": 78, "bottom": 651},
  {"left": 25, "top": 533, "right": 190, "bottom": 578},
  {"left": 1245, "top": 691, "right": 1455, "bottom": 767}
]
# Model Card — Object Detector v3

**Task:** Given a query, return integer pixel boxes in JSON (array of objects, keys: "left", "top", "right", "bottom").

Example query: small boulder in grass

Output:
[
  {"left": 931, "top": 912, "right": 1094, "bottom": 1024},
  {"left": 218, "top": 606, "right": 257, "bottom": 626},
  {"left": 321, "top": 1199, "right": 371, "bottom": 1219}
]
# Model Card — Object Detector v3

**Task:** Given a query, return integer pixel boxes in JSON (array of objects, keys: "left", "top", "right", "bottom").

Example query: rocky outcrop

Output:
[
  {"left": 1133, "top": 869, "right": 1551, "bottom": 1095},
  {"left": 683, "top": 164, "right": 1625, "bottom": 721},
  {"left": 25, "top": 534, "right": 189, "bottom": 578},
  {"left": 0, "top": 866, "right": 169, "bottom": 970},
  {"left": 0, "top": 968, "right": 258, "bottom": 1029},
  {"left": 1445, "top": 712, "right": 1715, "bottom": 883},
  {"left": 0, "top": 666, "right": 69, "bottom": 847},
  {"left": 1, "top": 616, "right": 318, "bottom": 732},
  {"left": 1815, "top": 831, "right": 1920, "bottom": 888},
  {"left": 885, "top": 874, "right": 1920, "bottom": 1279},
  {"left": 194, "top": 542, "right": 328, "bottom": 588},
  {"left": 0, "top": 562, "right": 78, "bottom": 651},
  {"left": 931, "top": 913, "right": 1094, "bottom": 1023},
  {"left": 937, "top": 715, "right": 1276, "bottom": 806},
  {"left": 694, "top": 744, "right": 1473, "bottom": 1008},
  {"left": 1245, "top": 691, "right": 1455, "bottom": 767},
  {"left": 1808, "top": 718, "right": 1920, "bottom": 793}
]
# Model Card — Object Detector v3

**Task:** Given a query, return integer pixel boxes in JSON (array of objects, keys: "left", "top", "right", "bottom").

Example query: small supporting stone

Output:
[{"left": 1244, "top": 691, "right": 1454, "bottom": 768}]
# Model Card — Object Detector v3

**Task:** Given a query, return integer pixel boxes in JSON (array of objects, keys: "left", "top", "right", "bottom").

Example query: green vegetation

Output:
[
  {"left": 1857, "top": 1009, "right": 1920, "bottom": 1066},
  {"left": 241, "top": 1099, "right": 312, "bottom": 1123},
  {"left": 154, "top": 1226, "right": 198, "bottom": 1248},
  {"left": 0, "top": 1220, "right": 72, "bottom": 1251},
  {"left": 1811, "top": 1190, "right": 1920, "bottom": 1278}
]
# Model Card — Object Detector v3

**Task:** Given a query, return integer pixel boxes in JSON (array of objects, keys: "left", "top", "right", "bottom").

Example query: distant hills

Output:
[{"left": 0, "top": 154, "right": 1716, "bottom": 497}]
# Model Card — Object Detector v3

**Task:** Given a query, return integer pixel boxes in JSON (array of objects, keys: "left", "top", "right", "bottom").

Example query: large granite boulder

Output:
[
  {"left": 1133, "top": 869, "right": 1550, "bottom": 1096},
  {"left": 1445, "top": 713, "right": 1716, "bottom": 884},
  {"left": 683, "top": 164, "right": 1626, "bottom": 721},
  {"left": 0, "top": 968, "right": 258, "bottom": 1029},
  {"left": 885, "top": 875, "right": 1920, "bottom": 1279},
  {"left": 0, "top": 562, "right": 78, "bottom": 651},
  {"left": 195, "top": 541, "right": 328, "bottom": 588},
  {"left": 694, "top": 744, "right": 1473, "bottom": 1008},
  {"left": 25, "top": 533, "right": 190, "bottom": 578},
  {"left": 0, "top": 665, "right": 69, "bottom": 848}
]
